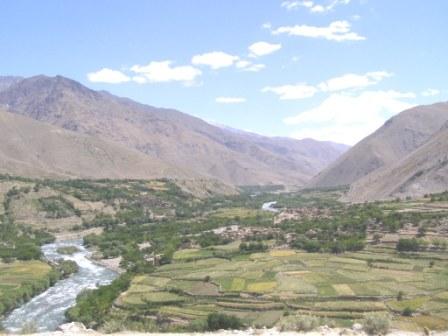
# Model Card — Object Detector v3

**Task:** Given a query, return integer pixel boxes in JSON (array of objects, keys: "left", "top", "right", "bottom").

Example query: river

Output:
[
  {"left": 2, "top": 239, "right": 117, "bottom": 333},
  {"left": 261, "top": 201, "right": 278, "bottom": 212}
]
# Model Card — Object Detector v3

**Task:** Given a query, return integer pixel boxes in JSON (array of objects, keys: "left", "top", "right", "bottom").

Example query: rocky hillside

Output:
[
  {"left": 309, "top": 102, "right": 448, "bottom": 188},
  {"left": 0, "top": 75, "right": 348, "bottom": 186}
]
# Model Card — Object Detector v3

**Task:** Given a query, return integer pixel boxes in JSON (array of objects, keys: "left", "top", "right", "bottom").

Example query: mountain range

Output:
[
  {"left": 2, "top": 75, "right": 447, "bottom": 201},
  {"left": 0, "top": 75, "right": 349, "bottom": 187}
]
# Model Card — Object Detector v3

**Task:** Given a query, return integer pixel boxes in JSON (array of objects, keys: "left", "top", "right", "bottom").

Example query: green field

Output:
[
  {"left": 113, "top": 243, "right": 448, "bottom": 332},
  {"left": 0, "top": 260, "right": 57, "bottom": 315}
]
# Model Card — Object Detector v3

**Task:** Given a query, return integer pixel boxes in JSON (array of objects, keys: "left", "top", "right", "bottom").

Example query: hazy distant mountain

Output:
[
  {"left": 346, "top": 120, "right": 448, "bottom": 201},
  {"left": 0, "top": 108, "right": 191, "bottom": 180},
  {"left": 0, "top": 75, "right": 348, "bottom": 186},
  {"left": 309, "top": 102, "right": 448, "bottom": 189}
]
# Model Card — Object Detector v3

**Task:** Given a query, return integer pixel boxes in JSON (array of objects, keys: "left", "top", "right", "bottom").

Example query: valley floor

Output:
[{"left": 2, "top": 177, "right": 448, "bottom": 333}]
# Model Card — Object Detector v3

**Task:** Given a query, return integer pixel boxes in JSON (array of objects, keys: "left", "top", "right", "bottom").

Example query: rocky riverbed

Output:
[{"left": 19, "top": 322, "right": 448, "bottom": 336}]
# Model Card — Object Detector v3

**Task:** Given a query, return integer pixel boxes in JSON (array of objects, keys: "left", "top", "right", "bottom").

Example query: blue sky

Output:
[{"left": 1, "top": 0, "right": 447, "bottom": 145}]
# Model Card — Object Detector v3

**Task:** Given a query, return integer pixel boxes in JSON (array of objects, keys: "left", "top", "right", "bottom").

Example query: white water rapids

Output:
[
  {"left": 2, "top": 239, "right": 117, "bottom": 333},
  {"left": 261, "top": 201, "right": 278, "bottom": 212}
]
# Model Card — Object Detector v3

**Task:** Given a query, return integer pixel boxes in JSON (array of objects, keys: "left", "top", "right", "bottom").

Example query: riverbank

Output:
[
  {"left": 2, "top": 241, "right": 117, "bottom": 333},
  {"left": 89, "top": 255, "right": 124, "bottom": 274},
  {"left": 53, "top": 228, "right": 103, "bottom": 242},
  {"left": 16, "top": 322, "right": 448, "bottom": 336}
]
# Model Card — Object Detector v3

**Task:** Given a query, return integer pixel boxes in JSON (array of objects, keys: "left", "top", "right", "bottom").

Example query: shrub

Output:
[
  {"left": 278, "top": 315, "right": 321, "bottom": 332},
  {"left": 402, "top": 307, "right": 414, "bottom": 317},
  {"left": 206, "top": 313, "right": 243, "bottom": 331},
  {"left": 363, "top": 313, "right": 391, "bottom": 335},
  {"left": 56, "top": 260, "right": 79, "bottom": 278},
  {"left": 57, "top": 246, "right": 80, "bottom": 255},
  {"left": 396, "top": 238, "right": 420, "bottom": 252},
  {"left": 239, "top": 242, "right": 268, "bottom": 253},
  {"left": 294, "top": 315, "right": 321, "bottom": 332}
]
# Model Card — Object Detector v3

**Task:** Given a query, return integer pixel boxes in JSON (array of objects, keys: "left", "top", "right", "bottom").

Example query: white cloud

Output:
[
  {"left": 87, "top": 68, "right": 130, "bottom": 84},
  {"left": 281, "top": 0, "right": 314, "bottom": 10},
  {"left": 191, "top": 51, "right": 239, "bottom": 69},
  {"left": 281, "top": 0, "right": 351, "bottom": 13},
  {"left": 284, "top": 90, "right": 416, "bottom": 145},
  {"left": 272, "top": 20, "right": 365, "bottom": 42},
  {"left": 216, "top": 97, "right": 247, "bottom": 104},
  {"left": 132, "top": 76, "right": 147, "bottom": 84},
  {"left": 263, "top": 70, "right": 391, "bottom": 100},
  {"left": 261, "top": 22, "right": 272, "bottom": 30},
  {"left": 421, "top": 88, "right": 440, "bottom": 97},
  {"left": 262, "top": 84, "right": 318, "bottom": 100},
  {"left": 236, "top": 60, "right": 251, "bottom": 69},
  {"left": 248, "top": 41, "right": 282, "bottom": 57},
  {"left": 318, "top": 71, "right": 393, "bottom": 92},
  {"left": 236, "top": 60, "right": 266, "bottom": 72},
  {"left": 130, "top": 61, "right": 201, "bottom": 84},
  {"left": 243, "top": 63, "right": 266, "bottom": 72}
]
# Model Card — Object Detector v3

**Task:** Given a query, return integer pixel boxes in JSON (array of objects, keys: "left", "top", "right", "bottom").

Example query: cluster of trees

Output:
[
  {"left": 292, "top": 237, "right": 365, "bottom": 253},
  {"left": 428, "top": 191, "right": 448, "bottom": 202},
  {"left": 196, "top": 232, "right": 231, "bottom": 247},
  {"left": 0, "top": 185, "right": 55, "bottom": 262},
  {"left": 239, "top": 242, "right": 268, "bottom": 253},
  {"left": 66, "top": 273, "right": 132, "bottom": 328},
  {"left": 279, "top": 203, "right": 375, "bottom": 254},
  {"left": 38, "top": 196, "right": 80, "bottom": 218},
  {"left": 206, "top": 313, "right": 243, "bottom": 331},
  {"left": 395, "top": 238, "right": 447, "bottom": 252},
  {"left": 396, "top": 238, "right": 422, "bottom": 252}
]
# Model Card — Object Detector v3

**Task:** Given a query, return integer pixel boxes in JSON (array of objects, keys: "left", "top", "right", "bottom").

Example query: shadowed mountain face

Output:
[
  {"left": 0, "top": 108, "right": 191, "bottom": 180},
  {"left": 0, "top": 75, "right": 348, "bottom": 186},
  {"left": 309, "top": 102, "right": 448, "bottom": 189}
]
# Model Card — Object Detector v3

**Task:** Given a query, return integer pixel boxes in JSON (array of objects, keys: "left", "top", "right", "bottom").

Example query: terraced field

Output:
[{"left": 114, "top": 245, "right": 448, "bottom": 331}]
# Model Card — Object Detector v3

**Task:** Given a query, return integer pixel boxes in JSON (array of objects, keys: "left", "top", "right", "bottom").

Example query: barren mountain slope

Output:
[
  {"left": 0, "top": 75, "right": 348, "bottom": 186},
  {"left": 346, "top": 121, "right": 448, "bottom": 201},
  {"left": 309, "top": 102, "right": 448, "bottom": 188},
  {"left": 0, "top": 109, "right": 192, "bottom": 180}
]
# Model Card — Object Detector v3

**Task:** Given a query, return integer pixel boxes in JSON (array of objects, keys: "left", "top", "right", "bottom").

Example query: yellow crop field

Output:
[{"left": 247, "top": 281, "right": 277, "bottom": 293}]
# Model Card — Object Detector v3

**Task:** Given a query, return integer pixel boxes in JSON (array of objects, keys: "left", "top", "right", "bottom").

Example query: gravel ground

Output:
[{"left": 21, "top": 322, "right": 448, "bottom": 336}]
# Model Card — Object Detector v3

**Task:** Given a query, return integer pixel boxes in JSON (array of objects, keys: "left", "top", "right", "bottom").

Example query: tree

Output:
[
  {"left": 206, "top": 313, "right": 243, "bottom": 331},
  {"left": 417, "top": 225, "right": 427, "bottom": 238},
  {"left": 396, "top": 238, "right": 420, "bottom": 252}
]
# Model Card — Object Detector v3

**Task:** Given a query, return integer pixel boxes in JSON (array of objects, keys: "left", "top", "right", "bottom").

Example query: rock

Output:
[
  {"left": 352, "top": 323, "right": 363, "bottom": 331},
  {"left": 339, "top": 328, "right": 358, "bottom": 336},
  {"left": 57, "top": 322, "right": 97, "bottom": 334}
]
